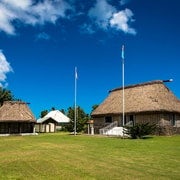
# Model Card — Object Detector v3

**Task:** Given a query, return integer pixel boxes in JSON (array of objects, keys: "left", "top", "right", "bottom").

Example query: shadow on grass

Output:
[
  {"left": 112, "top": 136, "right": 155, "bottom": 140},
  {"left": 142, "top": 136, "right": 154, "bottom": 139}
]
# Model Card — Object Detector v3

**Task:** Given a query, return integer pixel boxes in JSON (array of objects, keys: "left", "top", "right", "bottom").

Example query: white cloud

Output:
[
  {"left": 120, "top": 0, "right": 131, "bottom": 6},
  {"left": 0, "top": 0, "right": 136, "bottom": 36},
  {"left": 88, "top": 0, "right": 116, "bottom": 30},
  {"left": 79, "top": 24, "right": 95, "bottom": 34},
  {"left": 2, "top": 0, "right": 31, "bottom": 10},
  {"left": 0, "top": 4, "right": 17, "bottom": 35},
  {"left": 110, "top": 9, "right": 136, "bottom": 35},
  {"left": 0, "top": 0, "right": 73, "bottom": 35},
  {"left": 87, "top": 0, "right": 136, "bottom": 35},
  {"left": 36, "top": 32, "right": 50, "bottom": 40},
  {"left": 31, "top": 0, "right": 72, "bottom": 25},
  {"left": 0, "top": 50, "right": 13, "bottom": 87}
]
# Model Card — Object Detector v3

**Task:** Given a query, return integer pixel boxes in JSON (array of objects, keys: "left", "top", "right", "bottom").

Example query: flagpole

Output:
[
  {"left": 74, "top": 67, "right": 77, "bottom": 135},
  {"left": 122, "top": 45, "right": 125, "bottom": 127}
]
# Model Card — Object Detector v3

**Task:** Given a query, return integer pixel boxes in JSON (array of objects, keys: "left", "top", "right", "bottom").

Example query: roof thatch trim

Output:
[
  {"left": 92, "top": 80, "right": 180, "bottom": 116},
  {"left": 0, "top": 101, "right": 36, "bottom": 122}
]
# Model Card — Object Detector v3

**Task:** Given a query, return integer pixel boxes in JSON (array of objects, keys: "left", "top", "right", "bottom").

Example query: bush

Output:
[{"left": 124, "top": 123, "right": 157, "bottom": 139}]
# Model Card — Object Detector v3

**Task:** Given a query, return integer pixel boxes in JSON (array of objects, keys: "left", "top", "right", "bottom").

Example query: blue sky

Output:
[{"left": 0, "top": 0, "right": 180, "bottom": 118}]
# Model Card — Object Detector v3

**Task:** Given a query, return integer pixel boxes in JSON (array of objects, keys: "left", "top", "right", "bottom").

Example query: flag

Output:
[
  {"left": 121, "top": 45, "right": 125, "bottom": 59},
  {"left": 75, "top": 67, "right": 78, "bottom": 79}
]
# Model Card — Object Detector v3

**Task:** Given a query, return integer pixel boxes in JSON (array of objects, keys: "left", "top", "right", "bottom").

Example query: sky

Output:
[{"left": 0, "top": 0, "right": 180, "bottom": 118}]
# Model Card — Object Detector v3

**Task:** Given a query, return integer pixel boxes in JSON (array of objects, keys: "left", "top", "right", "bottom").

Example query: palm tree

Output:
[{"left": 0, "top": 87, "right": 14, "bottom": 106}]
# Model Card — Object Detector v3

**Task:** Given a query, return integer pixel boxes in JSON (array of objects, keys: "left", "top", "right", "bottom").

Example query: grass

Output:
[{"left": 0, "top": 133, "right": 179, "bottom": 180}]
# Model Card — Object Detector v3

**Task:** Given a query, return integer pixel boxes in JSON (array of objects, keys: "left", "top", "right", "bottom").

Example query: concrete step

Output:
[{"left": 105, "top": 127, "right": 124, "bottom": 136}]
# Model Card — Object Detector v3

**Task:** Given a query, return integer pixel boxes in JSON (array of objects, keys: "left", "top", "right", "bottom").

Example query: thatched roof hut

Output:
[
  {"left": 91, "top": 80, "right": 180, "bottom": 134},
  {"left": 92, "top": 80, "right": 180, "bottom": 116},
  {"left": 0, "top": 101, "right": 36, "bottom": 122},
  {"left": 0, "top": 101, "right": 36, "bottom": 134}
]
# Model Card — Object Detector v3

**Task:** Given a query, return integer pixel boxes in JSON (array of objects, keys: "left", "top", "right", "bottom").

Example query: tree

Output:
[
  {"left": 65, "top": 106, "right": 90, "bottom": 133},
  {"left": 0, "top": 87, "right": 14, "bottom": 106},
  {"left": 60, "top": 109, "right": 66, "bottom": 114},
  {"left": 91, "top": 104, "right": 99, "bottom": 113},
  {"left": 40, "top": 110, "right": 48, "bottom": 118},
  {"left": 51, "top": 107, "right": 56, "bottom": 111}
]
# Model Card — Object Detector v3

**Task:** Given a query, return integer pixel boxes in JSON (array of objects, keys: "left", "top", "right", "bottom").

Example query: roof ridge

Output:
[
  {"left": 109, "top": 80, "right": 163, "bottom": 93},
  {"left": 2, "top": 101, "right": 29, "bottom": 105}
]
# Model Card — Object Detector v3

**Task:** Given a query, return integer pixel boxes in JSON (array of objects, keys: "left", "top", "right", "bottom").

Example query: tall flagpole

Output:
[
  {"left": 122, "top": 45, "right": 125, "bottom": 126},
  {"left": 74, "top": 67, "right": 77, "bottom": 135}
]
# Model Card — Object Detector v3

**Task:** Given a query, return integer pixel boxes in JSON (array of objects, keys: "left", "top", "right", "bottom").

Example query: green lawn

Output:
[{"left": 0, "top": 133, "right": 179, "bottom": 180}]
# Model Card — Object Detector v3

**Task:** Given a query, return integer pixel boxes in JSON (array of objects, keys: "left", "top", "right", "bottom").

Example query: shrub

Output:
[{"left": 124, "top": 123, "right": 157, "bottom": 139}]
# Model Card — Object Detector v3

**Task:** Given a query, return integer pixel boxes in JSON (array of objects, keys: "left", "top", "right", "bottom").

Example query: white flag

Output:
[
  {"left": 75, "top": 67, "right": 78, "bottom": 79},
  {"left": 121, "top": 45, "right": 125, "bottom": 59}
]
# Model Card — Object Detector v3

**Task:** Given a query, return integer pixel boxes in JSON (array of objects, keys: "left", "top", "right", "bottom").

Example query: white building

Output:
[{"left": 36, "top": 110, "right": 70, "bottom": 133}]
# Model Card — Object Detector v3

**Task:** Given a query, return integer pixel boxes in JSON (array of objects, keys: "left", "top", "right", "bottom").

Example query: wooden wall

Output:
[
  {"left": 0, "top": 122, "right": 34, "bottom": 134},
  {"left": 93, "top": 112, "right": 180, "bottom": 134}
]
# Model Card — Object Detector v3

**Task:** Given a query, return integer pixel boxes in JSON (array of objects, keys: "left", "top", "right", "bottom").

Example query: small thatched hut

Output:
[
  {"left": 0, "top": 101, "right": 36, "bottom": 134},
  {"left": 91, "top": 80, "right": 180, "bottom": 134}
]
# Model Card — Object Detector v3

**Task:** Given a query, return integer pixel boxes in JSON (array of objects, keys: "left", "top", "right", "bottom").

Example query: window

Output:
[
  {"left": 124, "top": 115, "right": 127, "bottom": 125},
  {"left": 129, "top": 115, "right": 135, "bottom": 126},
  {"left": 170, "top": 114, "right": 176, "bottom": 126},
  {"left": 123, "top": 115, "right": 135, "bottom": 126},
  {"left": 105, "top": 116, "right": 112, "bottom": 123}
]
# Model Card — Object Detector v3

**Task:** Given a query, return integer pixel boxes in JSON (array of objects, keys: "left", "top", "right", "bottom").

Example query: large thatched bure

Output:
[
  {"left": 91, "top": 80, "right": 180, "bottom": 134},
  {"left": 0, "top": 101, "right": 36, "bottom": 134}
]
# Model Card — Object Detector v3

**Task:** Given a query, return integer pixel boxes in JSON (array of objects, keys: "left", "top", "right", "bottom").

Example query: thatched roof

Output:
[
  {"left": 91, "top": 80, "right": 180, "bottom": 116},
  {"left": 0, "top": 101, "right": 36, "bottom": 122}
]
